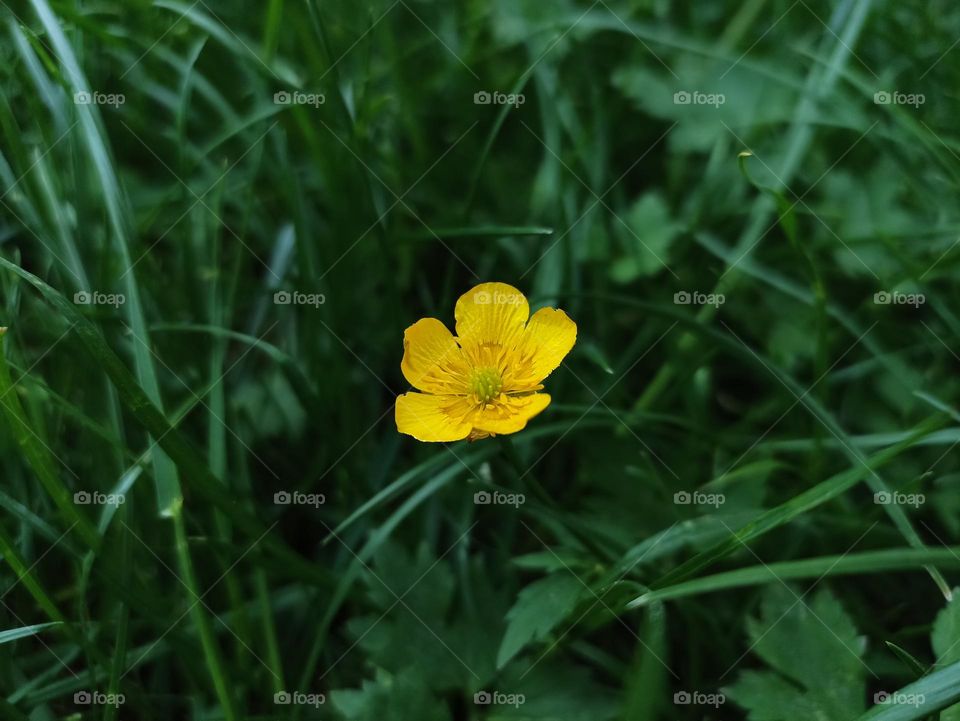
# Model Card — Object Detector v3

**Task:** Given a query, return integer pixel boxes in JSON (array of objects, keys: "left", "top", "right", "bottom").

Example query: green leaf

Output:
[
  {"left": 726, "top": 586, "right": 866, "bottom": 720},
  {"left": 609, "top": 193, "right": 681, "bottom": 283},
  {"left": 331, "top": 669, "right": 451, "bottom": 721},
  {"left": 497, "top": 573, "right": 584, "bottom": 669}
]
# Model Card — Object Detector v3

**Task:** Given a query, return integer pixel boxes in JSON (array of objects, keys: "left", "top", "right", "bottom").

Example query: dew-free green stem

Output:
[{"left": 172, "top": 510, "right": 237, "bottom": 721}]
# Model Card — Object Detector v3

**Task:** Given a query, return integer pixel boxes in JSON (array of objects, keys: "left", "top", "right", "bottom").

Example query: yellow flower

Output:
[{"left": 396, "top": 282, "right": 577, "bottom": 442}]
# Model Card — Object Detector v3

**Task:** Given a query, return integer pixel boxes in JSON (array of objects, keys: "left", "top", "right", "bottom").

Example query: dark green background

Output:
[{"left": 1, "top": 0, "right": 959, "bottom": 719}]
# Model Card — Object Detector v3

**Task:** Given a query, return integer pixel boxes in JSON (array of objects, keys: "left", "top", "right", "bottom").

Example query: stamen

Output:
[{"left": 468, "top": 367, "right": 502, "bottom": 405}]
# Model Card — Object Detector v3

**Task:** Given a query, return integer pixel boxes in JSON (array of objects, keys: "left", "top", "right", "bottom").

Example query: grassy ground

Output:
[{"left": 2, "top": 0, "right": 960, "bottom": 719}]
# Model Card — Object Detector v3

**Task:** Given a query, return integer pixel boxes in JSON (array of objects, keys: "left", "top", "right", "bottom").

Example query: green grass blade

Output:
[
  {"left": 856, "top": 659, "right": 960, "bottom": 720},
  {"left": 651, "top": 415, "right": 944, "bottom": 589},
  {"left": 631, "top": 547, "right": 960, "bottom": 607}
]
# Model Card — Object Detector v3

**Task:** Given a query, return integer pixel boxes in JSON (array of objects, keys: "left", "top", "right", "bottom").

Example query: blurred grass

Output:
[{"left": 1, "top": 0, "right": 960, "bottom": 719}]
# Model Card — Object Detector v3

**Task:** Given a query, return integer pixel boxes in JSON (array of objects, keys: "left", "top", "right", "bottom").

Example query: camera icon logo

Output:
[
  {"left": 874, "top": 691, "right": 890, "bottom": 704},
  {"left": 474, "top": 691, "right": 492, "bottom": 705},
  {"left": 74, "top": 691, "right": 93, "bottom": 704},
  {"left": 274, "top": 491, "right": 292, "bottom": 505},
  {"left": 473, "top": 291, "right": 491, "bottom": 304},
  {"left": 74, "top": 291, "right": 92, "bottom": 304},
  {"left": 674, "top": 691, "right": 691, "bottom": 704},
  {"left": 274, "top": 91, "right": 292, "bottom": 105},
  {"left": 274, "top": 691, "right": 292, "bottom": 704},
  {"left": 874, "top": 291, "right": 891, "bottom": 304},
  {"left": 673, "top": 291, "right": 691, "bottom": 304},
  {"left": 874, "top": 491, "right": 892, "bottom": 505},
  {"left": 474, "top": 491, "right": 491, "bottom": 505},
  {"left": 673, "top": 491, "right": 691, "bottom": 505},
  {"left": 474, "top": 91, "right": 491, "bottom": 105},
  {"left": 873, "top": 91, "right": 891, "bottom": 105},
  {"left": 274, "top": 291, "right": 292, "bottom": 305},
  {"left": 74, "top": 91, "right": 92, "bottom": 105},
  {"left": 74, "top": 491, "right": 92, "bottom": 505},
  {"left": 673, "top": 91, "right": 691, "bottom": 104}
]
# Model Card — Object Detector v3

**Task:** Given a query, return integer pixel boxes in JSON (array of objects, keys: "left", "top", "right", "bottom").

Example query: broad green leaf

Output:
[
  {"left": 726, "top": 586, "right": 866, "bottom": 720},
  {"left": 331, "top": 669, "right": 451, "bottom": 721},
  {"left": 609, "top": 193, "right": 681, "bottom": 283},
  {"left": 497, "top": 573, "right": 584, "bottom": 669}
]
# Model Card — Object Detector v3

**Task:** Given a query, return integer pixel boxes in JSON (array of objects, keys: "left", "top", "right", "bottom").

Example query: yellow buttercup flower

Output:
[{"left": 396, "top": 282, "right": 577, "bottom": 442}]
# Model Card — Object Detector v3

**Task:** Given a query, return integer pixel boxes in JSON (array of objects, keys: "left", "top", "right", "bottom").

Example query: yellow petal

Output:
[
  {"left": 506, "top": 308, "right": 577, "bottom": 390},
  {"left": 395, "top": 392, "right": 473, "bottom": 442},
  {"left": 471, "top": 393, "right": 551, "bottom": 436},
  {"left": 454, "top": 282, "right": 529, "bottom": 354},
  {"left": 401, "top": 318, "right": 469, "bottom": 394}
]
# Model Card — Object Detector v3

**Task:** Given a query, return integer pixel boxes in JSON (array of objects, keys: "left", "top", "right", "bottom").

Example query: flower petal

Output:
[
  {"left": 401, "top": 318, "right": 469, "bottom": 394},
  {"left": 471, "top": 393, "right": 551, "bottom": 436},
  {"left": 395, "top": 392, "right": 473, "bottom": 442},
  {"left": 455, "top": 282, "right": 529, "bottom": 354},
  {"left": 506, "top": 308, "right": 577, "bottom": 389}
]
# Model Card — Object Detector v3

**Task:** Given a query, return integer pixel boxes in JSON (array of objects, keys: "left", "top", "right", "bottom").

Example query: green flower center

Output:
[{"left": 468, "top": 367, "right": 502, "bottom": 404}]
